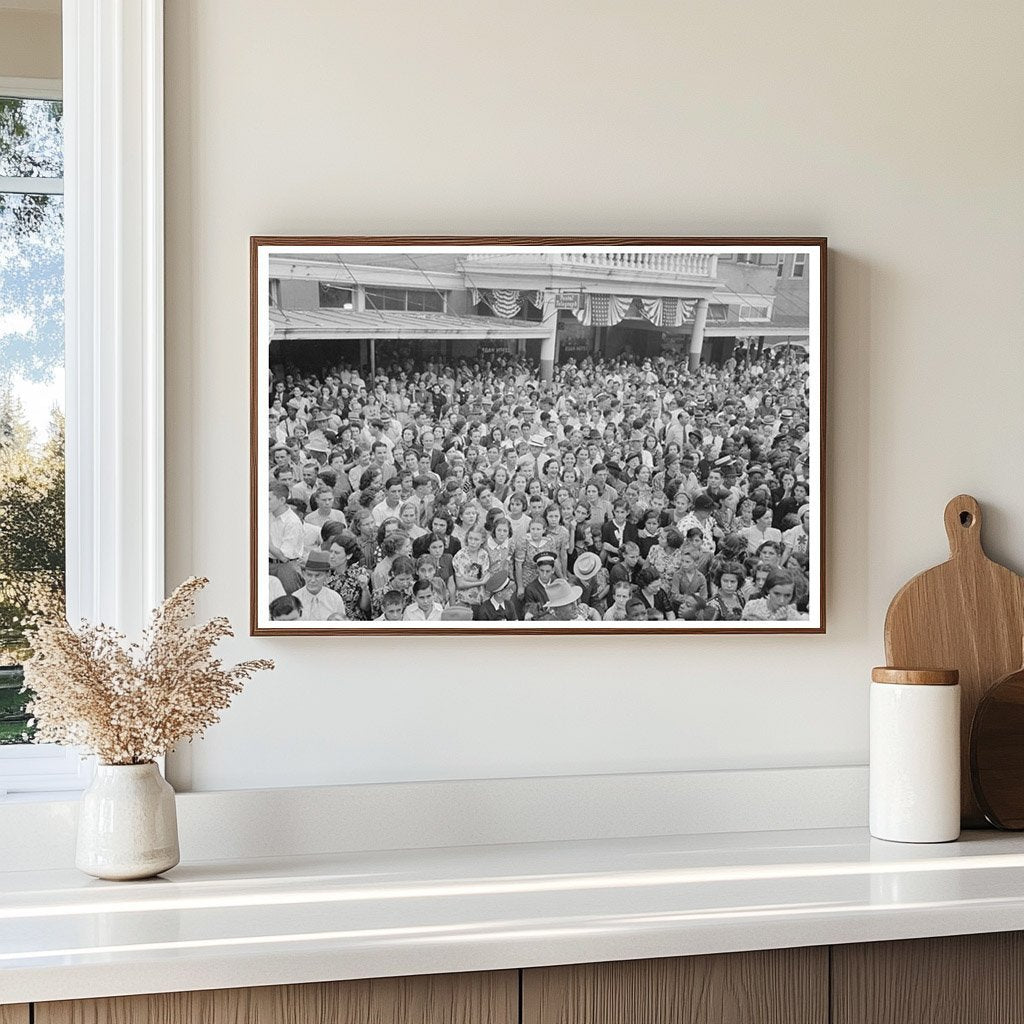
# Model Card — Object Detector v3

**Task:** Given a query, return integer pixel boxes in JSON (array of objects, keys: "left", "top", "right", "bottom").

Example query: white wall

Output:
[{"left": 163, "top": 0, "right": 1024, "bottom": 791}]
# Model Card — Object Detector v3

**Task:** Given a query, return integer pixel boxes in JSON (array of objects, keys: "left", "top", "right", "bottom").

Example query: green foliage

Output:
[
  {"left": 0, "top": 392, "right": 65, "bottom": 668},
  {"left": 0, "top": 666, "right": 31, "bottom": 743}
]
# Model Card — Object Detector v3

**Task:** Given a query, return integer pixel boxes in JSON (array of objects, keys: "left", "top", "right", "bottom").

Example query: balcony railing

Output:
[{"left": 463, "top": 252, "right": 716, "bottom": 278}]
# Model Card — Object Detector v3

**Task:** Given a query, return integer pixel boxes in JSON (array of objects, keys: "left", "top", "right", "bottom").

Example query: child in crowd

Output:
[
  {"left": 505, "top": 492, "right": 530, "bottom": 543},
  {"left": 415, "top": 554, "right": 449, "bottom": 607},
  {"left": 742, "top": 560, "right": 771, "bottom": 600},
  {"left": 403, "top": 579, "right": 444, "bottom": 621},
  {"left": 515, "top": 516, "right": 553, "bottom": 597},
  {"left": 683, "top": 527, "right": 712, "bottom": 573},
  {"left": 678, "top": 593, "right": 710, "bottom": 621},
  {"left": 487, "top": 517, "right": 515, "bottom": 580},
  {"left": 269, "top": 595, "right": 302, "bottom": 621},
  {"left": 452, "top": 524, "right": 490, "bottom": 606},
  {"left": 671, "top": 547, "right": 709, "bottom": 606},
  {"left": 425, "top": 536, "right": 455, "bottom": 593},
  {"left": 376, "top": 590, "right": 407, "bottom": 622},
  {"left": 603, "top": 580, "right": 633, "bottom": 621},
  {"left": 709, "top": 561, "right": 746, "bottom": 620},
  {"left": 741, "top": 568, "right": 803, "bottom": 621},
  {"left": 372, "top": 554, "right": 415, "bottom": 616}
]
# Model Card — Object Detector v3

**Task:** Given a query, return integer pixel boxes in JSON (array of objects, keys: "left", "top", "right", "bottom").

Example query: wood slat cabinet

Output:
[
  {"left": 831, "top": 931, "right": 1024, "bottom": 1024},
  {"left": 522, "top": 948, "right": 827, "bottom": 1024},
  {"left": 14, "top": 932, "right": 1024, "bottom": 1024},
  {"left": 34, "top": 971, "right": 518, "bottom": 1024}
]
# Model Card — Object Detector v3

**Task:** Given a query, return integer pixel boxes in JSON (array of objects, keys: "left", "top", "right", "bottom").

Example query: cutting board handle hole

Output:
[{"left": 960, "top": 511, "right": 974, "bottom": 527}]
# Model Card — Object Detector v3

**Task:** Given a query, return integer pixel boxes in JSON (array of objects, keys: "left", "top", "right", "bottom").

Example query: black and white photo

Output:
[{"left": 252, "top": 239, "right": 825, "bottom": 633}]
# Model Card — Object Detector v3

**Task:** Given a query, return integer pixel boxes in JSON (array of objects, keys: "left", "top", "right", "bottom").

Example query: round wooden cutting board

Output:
[
  {"left": 970, "top": 654, "right": 1024, "bottom": 829},
  {"left": 884, "top": 495, "right": 1024, "bottom": 827}
]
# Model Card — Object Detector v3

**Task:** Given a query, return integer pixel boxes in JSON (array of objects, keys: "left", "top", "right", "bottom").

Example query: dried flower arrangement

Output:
[{"left": 23, "top": 577, "right": 273, "bottom": 765}]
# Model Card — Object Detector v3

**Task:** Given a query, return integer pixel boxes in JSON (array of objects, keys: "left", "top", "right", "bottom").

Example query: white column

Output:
[
  {"left": 688, "top": 298, "right": 709, "bottom": 371},
  {"left": 540, "top": 291, "right": 557, "bottom": 381},
  {"left": 64, "top": 0, "right": 164, "bottom": 634}
]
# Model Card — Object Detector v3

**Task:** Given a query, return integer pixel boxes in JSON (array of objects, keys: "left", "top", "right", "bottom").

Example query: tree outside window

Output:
[{"left": 0, "top": 95, "right": 65, "bottom": 744}]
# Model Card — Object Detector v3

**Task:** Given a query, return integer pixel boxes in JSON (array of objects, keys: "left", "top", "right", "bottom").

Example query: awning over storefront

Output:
[
  {"left": 763, "top": 336, "right": 810, "bottom": 348},
  {"left": 702, "top": 325, "right": 810, "bottom": 339},
  {"left": 270, "top": 308, "right": 551, "bottom": 341}
]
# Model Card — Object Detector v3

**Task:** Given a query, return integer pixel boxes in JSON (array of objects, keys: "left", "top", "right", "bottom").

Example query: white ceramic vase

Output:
[{"left": 76, "top": 762, "right": 180, "bottom": 880}]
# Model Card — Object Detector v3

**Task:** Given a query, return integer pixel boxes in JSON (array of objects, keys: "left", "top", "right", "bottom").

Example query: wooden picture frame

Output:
[{"left": 251, "top": 237, "right": 826, "bottom": 635}]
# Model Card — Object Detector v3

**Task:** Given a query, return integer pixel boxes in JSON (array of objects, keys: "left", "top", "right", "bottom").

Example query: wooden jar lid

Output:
[{"left": 871, "top": 667, "right": 960, "bottom": 686}]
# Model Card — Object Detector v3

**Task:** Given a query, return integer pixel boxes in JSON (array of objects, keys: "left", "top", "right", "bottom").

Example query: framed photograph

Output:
[{"left": 251, "top": 237, "right": 826, "bottom": 635}]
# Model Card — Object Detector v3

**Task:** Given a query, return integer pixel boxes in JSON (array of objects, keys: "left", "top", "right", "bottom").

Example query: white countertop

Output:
[{"left": 4, "top": 826, "right": 1024, "bottom": 1004}]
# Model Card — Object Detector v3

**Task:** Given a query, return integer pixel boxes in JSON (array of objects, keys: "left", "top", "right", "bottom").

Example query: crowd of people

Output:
[{"left": 266, "top": 345, "right": 814, "bottom": 625}]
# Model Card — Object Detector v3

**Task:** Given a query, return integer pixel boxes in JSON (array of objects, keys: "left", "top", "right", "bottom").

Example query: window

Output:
[
  {"left": 318, "top": 282, "right": 353, "bottom": 309},
  {"left": 365, "top": 287, "right": 444, "bottom": 312},
  {"left": 791, "top": 253, "right": 807, "bottom": 279},
  {"left": 707, "top": 303, "right": 729, "bottom": 321},
  {"left": 738, "top": 302, "right": 771, "bottom": 322},
  {"left": 405, "top": 289, "right": 445, "bottom": 312},
  {"left": 1, "top": 13, "right": 167, "bottom": 796},
  {"left": 0, "top": 92, "right": 65, "bottom": 750},
  {"left": 777, "top": 256, "right": 786, "bottom": 277}
]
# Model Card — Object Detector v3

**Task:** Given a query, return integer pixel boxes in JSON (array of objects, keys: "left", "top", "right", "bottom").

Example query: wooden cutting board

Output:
[{"left": 884, "top": 494, "right": 1024, "bottom": 827}]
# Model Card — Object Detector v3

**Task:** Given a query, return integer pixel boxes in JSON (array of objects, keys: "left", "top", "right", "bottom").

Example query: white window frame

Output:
[
  {"left": 0, "top": 77, "right": 64, "bottom": 193},
  {"left": 791, "top": 252, "right": 807, "bottom": 279},
  {"left": 0, "top": 0, "right": 165, "bottom": 797},
  {"left": 364, "top": 285, "right": 448, "bottom": 313},
  {"left": 737, "top": 301, "right": 772, "bottom": 322}
]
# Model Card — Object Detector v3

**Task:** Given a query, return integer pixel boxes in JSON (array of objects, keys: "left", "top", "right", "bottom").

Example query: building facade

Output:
[{"left": 268, "top": 250, "right": 810, "bottom": 380}]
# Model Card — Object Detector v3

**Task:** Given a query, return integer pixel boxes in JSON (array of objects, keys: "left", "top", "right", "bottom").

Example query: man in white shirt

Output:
[
  {"left": 403, "top": 580, "right": 444, "bottom": 621},
  {"left": 268, "top": 481, "right": 304, "bottom": 593},
  {"left": 267, "top": 409, "right": 287, "bottom": 445},
  {"left": 291, "top": 551, "right": 348, "bottom": 621},
  {"left": 290, "top": 462, "right": 320, "bottom": 511},
  {"left": 361, "top": 418, "right": 396, "bottom": 460},
  {"left": 372, "top": 478, "right": 405, "bottom": 526},
  {"left": 347, "top": 447, "right": 373, "bottom": 491}
]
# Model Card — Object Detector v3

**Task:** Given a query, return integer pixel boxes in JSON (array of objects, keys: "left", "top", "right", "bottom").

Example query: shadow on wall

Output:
[{"left": 827, "top": 249, "right": 872, "bottom": 637}]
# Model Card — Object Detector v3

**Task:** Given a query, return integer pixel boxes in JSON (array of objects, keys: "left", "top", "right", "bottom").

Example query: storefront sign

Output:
[
  {"left": 560, "top": 338, "right": 592, "bottom": 357},
  {"left": 554, "top": 290, "right": 584, "bottom": 311},
  {"left": 477, "top": 341, "right": 514, "bottom": 358}
]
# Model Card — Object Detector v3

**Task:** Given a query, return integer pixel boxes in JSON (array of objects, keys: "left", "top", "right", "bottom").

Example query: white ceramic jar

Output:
[
  {"left": 870, "top": 667, "right": 961, "bottom": 843},
  {"left": 76, "top": 762, "right": 180, "bottom": 880}
]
